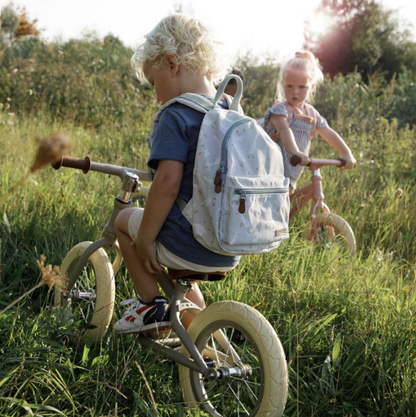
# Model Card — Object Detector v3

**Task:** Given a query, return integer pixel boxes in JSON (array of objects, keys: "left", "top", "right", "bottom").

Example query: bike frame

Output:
[
  {"left": 289, "top": 158, "right": 343, "bottom": 242},
  {"left": 52, "top": 156, "right": 244, "bottom": 379},
  {"left": 53, "top": 156, "right": 150, "bottom": 292}
]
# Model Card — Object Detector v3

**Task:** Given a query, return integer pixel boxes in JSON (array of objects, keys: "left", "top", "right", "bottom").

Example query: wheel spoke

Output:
[
  {"left": 179, "top": 301, "right": 288, "bottom": 416},
  {"left": 197, "top": 325, "right": 262, "bottom": 414},
  {"left": 54, "top": 242, "right": 115, "bottom": 343},
  {"left": 227, "top": 382, "right": 250, "bottom": 415}
]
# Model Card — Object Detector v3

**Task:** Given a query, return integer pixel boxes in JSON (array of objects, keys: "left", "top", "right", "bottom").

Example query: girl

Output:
[{"left": 261, "top": 51, "right": 356, "bottom": 191}]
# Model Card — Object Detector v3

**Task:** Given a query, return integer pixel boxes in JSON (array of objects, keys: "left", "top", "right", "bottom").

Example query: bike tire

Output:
[
  {"left": 178, "top": 301, "right": 288, "bottom": 417},
  {"left": 54, "top": 241, "right": 115, "bottom": 344},
  {"left": 303, "top": 212, "right": 356, "bottom": 256}
]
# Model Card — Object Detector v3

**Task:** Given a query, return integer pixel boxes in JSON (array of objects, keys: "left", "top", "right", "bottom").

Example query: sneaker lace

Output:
[
  {"left": 120, "top": 297, "right": 139, "bottom": 307},
  {"left": 119, "top": 298, "right": 141, "bottom": 316}
]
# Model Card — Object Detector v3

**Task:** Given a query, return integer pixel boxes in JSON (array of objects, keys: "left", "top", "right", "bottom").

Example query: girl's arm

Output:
[
  {"left": 316, "top": 126, "right": 357, "bottom": 169},
  {"left": 134, "top": 159, "right": 183, "bottom": 273},
  {"left": 269, "top": 113, "right": 309, "bottom": 164}
]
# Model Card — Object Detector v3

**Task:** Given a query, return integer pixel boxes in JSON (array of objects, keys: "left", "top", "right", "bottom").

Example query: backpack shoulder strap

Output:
[
  {"left": 147, "top": 93, "right": 213, "bottom": 148},
  {"left": 176, "top": 93, "right": 213, "bottom": 113}
]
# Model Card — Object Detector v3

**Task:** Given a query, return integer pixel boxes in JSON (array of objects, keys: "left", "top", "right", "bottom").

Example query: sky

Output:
[{"left": 5, "top": 0, "right": 416, "bottom": 64}]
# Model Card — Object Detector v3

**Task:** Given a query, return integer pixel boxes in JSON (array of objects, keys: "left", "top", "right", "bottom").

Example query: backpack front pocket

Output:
[{"left": 219, "top": 176, "right": 290, "bottom": 248}]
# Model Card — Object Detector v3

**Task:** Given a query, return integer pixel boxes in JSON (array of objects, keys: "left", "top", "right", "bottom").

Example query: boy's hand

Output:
[
  {"left": 132, "top": 236, "right": 163, "bottom": 274},
  {"left": 339, "top": 153, "right": 357, "bottom": 170}
]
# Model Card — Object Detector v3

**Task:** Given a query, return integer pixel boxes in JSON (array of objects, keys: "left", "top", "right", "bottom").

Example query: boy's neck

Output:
[{"left": 178, "top": 67, "right": 216, "bottom": 97}]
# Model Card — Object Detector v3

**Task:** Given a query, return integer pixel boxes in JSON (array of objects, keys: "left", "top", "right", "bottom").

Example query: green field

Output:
[{"left": 1, "top": 35, "right": 416, "bottom": 417}]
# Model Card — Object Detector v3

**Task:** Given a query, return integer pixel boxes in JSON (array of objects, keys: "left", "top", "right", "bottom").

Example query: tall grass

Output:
[{"left": 1, "top": 82, "right": 416, "bottom": 415}]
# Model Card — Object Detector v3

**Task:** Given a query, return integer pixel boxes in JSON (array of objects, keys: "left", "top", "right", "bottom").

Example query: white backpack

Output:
[{"left": 148, "top": 74, "right": 290, "bottom": 256}]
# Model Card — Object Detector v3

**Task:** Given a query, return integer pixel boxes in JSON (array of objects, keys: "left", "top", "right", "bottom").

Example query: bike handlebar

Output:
[
  {"left": 290, "top": 155, "right": 345, "bottom": 168},
  {"left": 52, "top": 155, "right": 152, "bottom": 182},
  {"left": 53, "top": 155, "right": 92, "bottom": 173}
]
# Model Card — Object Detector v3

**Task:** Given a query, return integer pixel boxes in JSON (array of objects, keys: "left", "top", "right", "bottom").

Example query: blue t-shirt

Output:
[{"left": 148, "top": 98, "right": 240, "bottom": 268}]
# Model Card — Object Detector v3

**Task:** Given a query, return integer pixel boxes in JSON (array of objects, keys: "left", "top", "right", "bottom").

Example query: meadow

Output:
[{"left": 1, "top": 38, "right": 416, "bottom": 416}]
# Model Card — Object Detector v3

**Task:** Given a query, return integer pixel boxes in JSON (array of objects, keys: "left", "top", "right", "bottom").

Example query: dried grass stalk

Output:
[
  {"left": 0, "top": 255, "right": 67, "bottom": 316},
  {"left": 0, "top": 133, "right": 71, "bottom": 206},
  {"left": 30, "top": 134, "right": 71, "bottom": 173}
]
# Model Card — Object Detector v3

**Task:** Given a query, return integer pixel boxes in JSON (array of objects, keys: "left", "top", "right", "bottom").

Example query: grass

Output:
[{"left": 0, "top": 110, "right": 415, "bottom": 416}]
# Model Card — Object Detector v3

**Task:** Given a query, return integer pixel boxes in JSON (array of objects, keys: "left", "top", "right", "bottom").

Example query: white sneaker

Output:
[{"left": 114, "top": 296, "right": 171, "bottom": 335}]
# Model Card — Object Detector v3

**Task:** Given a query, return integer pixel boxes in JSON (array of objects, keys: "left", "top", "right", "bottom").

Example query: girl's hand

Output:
[
  {"left": 131, "top": 236, "right": 163, "bottom": 274},
  {"left": 295, "top": 151, "right": 311, "bottom": 166},
  {"left": 339, "top": 153, "right": 357, "bottom": 169}
]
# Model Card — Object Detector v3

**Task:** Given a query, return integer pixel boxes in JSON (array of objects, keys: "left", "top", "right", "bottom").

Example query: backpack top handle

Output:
[{"left": 213, "top": 74, "right": 243, "bottom": 112}]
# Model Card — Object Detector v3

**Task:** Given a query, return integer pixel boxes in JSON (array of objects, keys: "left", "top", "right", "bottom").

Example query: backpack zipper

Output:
[
  {"left": 235, "top": 187, "right": 288, "bottom": 213},
  {"left": 214, "top": 118, "right": 252, "bottom": 192}
]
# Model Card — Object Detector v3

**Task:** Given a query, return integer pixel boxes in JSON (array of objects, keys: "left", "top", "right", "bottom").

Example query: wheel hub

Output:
[
  {"left": 64, "top": 288, "right": 96, "bottom": 301},
  {"left": 206, "top": 364, "right": 253, "bottom": 382}
]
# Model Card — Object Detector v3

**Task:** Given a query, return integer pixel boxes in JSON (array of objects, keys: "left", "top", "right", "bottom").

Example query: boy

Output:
[{"left": 114, "top": 14, "right": 240, "bottom": 335}]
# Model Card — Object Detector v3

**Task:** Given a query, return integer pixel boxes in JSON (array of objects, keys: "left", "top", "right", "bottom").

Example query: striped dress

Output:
[{"left": 262, "top": 102, "right": 328, "bottom": 189}]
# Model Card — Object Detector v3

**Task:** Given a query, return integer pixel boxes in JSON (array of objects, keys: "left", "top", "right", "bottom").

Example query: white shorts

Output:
[{"left": 128, "top": 208, "right": 233, "bottom": 273}]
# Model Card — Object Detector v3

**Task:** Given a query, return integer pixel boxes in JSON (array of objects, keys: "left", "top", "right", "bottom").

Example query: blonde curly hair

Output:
[
  {"left": 276, "top": 50, "right": 324, "bottom": 103},
  {"left": 132, "top": 13, "right": 229, "bottom": 85}
]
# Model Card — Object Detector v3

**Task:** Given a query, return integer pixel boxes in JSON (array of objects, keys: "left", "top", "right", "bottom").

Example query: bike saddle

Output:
[{"left": 168, "top": 269, "right": 227, "bottom": 282}]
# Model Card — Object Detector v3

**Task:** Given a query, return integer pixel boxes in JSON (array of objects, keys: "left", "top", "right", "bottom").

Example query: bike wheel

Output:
[
  {"left": 54, "top": 241, "right": 115, "bottom": 344},
  {"left": 303, "top": 212, "right": 356, "bottom": 256},
  {"left": 178, "top": 301, "right": 288, "bottom": 417}
]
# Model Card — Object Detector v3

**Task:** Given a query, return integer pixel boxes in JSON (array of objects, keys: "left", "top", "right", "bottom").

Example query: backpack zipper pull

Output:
[
  {"left": 214, "top": 169, "right": 222, "bottom": 193},
  {"left": 214, "top": 162, "right": 225, "bottom": 193},
  {"left": 238, "top": 191, "right": 246, "bottom": 213}
]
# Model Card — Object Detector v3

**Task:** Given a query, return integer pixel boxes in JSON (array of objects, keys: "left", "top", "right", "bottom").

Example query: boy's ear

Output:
[{"left": 164, "top": 54, "right": 179, "bottom": 76}]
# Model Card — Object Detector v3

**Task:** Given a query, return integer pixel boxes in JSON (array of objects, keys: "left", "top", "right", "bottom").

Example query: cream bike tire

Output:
[
  {"left": 54, "top": 241, "right": 115, "bottom": 344},
  {"left": 178, "top": 301, "right": 288, "bottom": 416},
  {"left": 303, "top": 212, "right": 356, "bottom": 256}
]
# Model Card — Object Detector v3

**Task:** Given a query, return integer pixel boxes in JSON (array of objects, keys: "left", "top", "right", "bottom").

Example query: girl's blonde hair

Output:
[
  {"left": 132, "top": 13, "right": 229, "bottom": 85},
  {"left": 276, "top": 51, "right": 324, "bottom": 103}
]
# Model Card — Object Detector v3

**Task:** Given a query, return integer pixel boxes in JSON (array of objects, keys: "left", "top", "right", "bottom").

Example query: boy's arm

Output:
[
  {"left": 134, "top": 159, "right": 183, "bottom": 273},
  {"left": 269, "top": 114, "right": 309, "bottom": 164},
  {"left": 316, "top": 126, "right": 357, "bottom": 169}
]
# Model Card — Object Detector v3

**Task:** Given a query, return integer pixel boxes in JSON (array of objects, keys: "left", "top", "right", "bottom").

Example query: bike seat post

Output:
[
  {"left": 311, "top": 169, "right": 324, "bottom": 201},
  {"left": 169, "top": 279, "right": 209, "bottom": 374},
  {"left": 170, "top": 278, "right": 194, "bottom": 328}
]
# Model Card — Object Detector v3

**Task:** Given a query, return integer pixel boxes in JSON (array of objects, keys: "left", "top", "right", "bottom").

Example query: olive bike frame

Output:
[{"left": 52, "top": 156, "right": 244, "bottom": 379}]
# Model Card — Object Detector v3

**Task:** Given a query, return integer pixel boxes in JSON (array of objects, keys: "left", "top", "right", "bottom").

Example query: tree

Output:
[
  {"left": 304, "top": 0, "right": 416, "bottom": 80},
  {"left": 0, "top": 4, "right": 41, "bottom": 60}
]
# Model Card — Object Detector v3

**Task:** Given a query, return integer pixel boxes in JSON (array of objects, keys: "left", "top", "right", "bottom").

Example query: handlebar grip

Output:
[
  {"left": 290, "top": 155, "right": 301, "bottom": 166},
  {"left": 338, "top": 158, "right": 346, "bottom": 167},
  {"left": 52, "top": 155, "right": 92, "bottom": 173}
]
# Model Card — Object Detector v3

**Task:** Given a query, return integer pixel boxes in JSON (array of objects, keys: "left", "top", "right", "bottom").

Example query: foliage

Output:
[
  {"left": 1, "top": 4, "right": 416, "bottom": 130},
  {"left": 233, "top": 53, "right": 279, "bottom": 119},
  {"left": 313, "top": 70, "right": 416, "bottom": 130},
  {"left": 304, "top": 0, "right": 416, "bottom": 80},
  {"left": 0, "top": 32, "right": 158, "bottom": 130},
  {"left": 0, "top": 4, "right": 416, "bottom": 415},
  {"left": 1, "top": 93, "right": 416, "bottom": 415},
  {"left": 0, "top": 3, "right": 41, "bottom": 60}
]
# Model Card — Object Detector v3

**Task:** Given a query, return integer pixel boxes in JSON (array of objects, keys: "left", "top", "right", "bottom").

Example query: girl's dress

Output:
[{"left": 262, "top": 102, "right": 328, "bottom": 189}]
